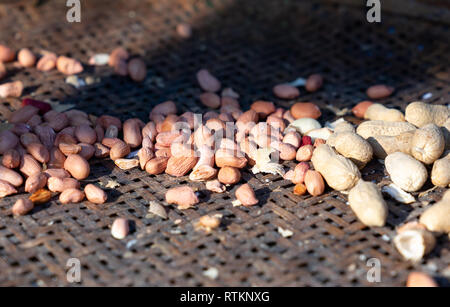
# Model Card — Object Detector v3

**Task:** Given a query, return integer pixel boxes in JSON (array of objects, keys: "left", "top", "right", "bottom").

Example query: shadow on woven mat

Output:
[{"left": 0, "top": 0, "right": 449, "bottom": 287}]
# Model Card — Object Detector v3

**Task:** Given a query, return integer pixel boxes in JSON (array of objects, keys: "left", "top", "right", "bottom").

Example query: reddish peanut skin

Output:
[
  {"left": 0, "top": 166, "right": 23, "bottom": 187},
  {"left": 2, "top": 149, "right": 20, "bottom": 169},
  {"left": 218, "top": 167, "right": 241, "bottom": 185},
  {"left": 9, "top": 105, "right": 39, "bottom": 124},
  {"left": 406, "top": 272, "right": 438, "bottom": 287},
  {"left": 111, "top": 218, "right": 129, "bottom": 240},
  {"left": 290, "top": 102, "right": 321, "bottom": 119},
  {"left": 235, "top": 184, "right": 258, "bottom": 206},
  {"left": 304, "top": 170, "right": 325, "bottom": 196},
  {"left": 47, "top": 177, "right": 79, "bottom": 193},
  {"left": 128, "top": 58, "right": 147, "bottom": 82},
  {"left": 18, "top": 48, "right": 36, "bottom": 68},
  {"left": 36, "top": 53, "right": 57, "bottom": 71},
  {"left": 165, "top": 186, "right": 199, "bottom": 209},
  {"left": 0, "top": 130, "right": 19, "bottom": 154},
  {"left": 0, "top": 45, "right": 15, "bottom": 62},
  {"left": 305, "top": 74, "right": 323, "bottom": 92},
  {"left": 44, "top": 168, "right": 70, "bottom": 179},
  {"left": 75, "top": 125, "right": 97, "bottom": 144},
  {"left": 110, "top": 141, "right": 130, "bottom": 160},
  {"left": 64, "top": 154, "right": 90, "bottom": 180},
  {"left": 25, "top": 173, "right": 47, "bottom": 194},
  {"left": 273, "top": 84, "right": 300, "bottom": 99},
  {"left": 20, "top": 154, "right": 42, "bottom": 177},
  {"left": 26, "top": 143, "right": 50, "bottom": 163},
  {"left": 48, "top": 147, "right": 66, "bottom": 169},
  {"left": 84, "top": 184, "right": 107, "bottom": 204},
  {"left": 250, "top": 101, "right": 276, "bottom": 119},
  {"left": 123, "top": 119, "right": 143, "bottom": 148},
  {"left": 352, "top": 101, "right": 374, "bottom": 118},
  {"left": 59, "top": 189, "right": 85, "bottom": 204},
  {"left": 292, "top": 162, "right": 309, "bottom": 184},
  {"left": 12, "top": 198, "right": 34, "bottom": 216},
  {"left": 366, "top": 85, "right": 394, "bottom": 99},
  {"left": 0, "top": 179, "right": 18, "bottom": 198},
  {"left": 197, "top": 69, "right": 221, "bottom": 92},
  {"left": 200, "top": 92, "right": 221, "bottom": 109}
]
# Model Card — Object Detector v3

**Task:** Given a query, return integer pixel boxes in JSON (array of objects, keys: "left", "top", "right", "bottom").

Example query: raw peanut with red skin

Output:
[
  {"left": 47, "top": 113, "right": 69, "bottom": 131},
  {"left": 78, "top": 143, "right": 95, "bottom": 160},
  {"left": 123, "top": 119, "right": 143, "bottom": 148},
  {"left": 277, "top": 142, "right": 297, "bottom": 161},
  {"left": 149, "top": 101, "right": 177, "bottom": 120},
  {"left": 305, "top": 74, "right": 323, "bottom": 92},
  {"left": 0, "top": 44, "right": 15, "bottom": 62},
  {"left": 0, "top": 80, "right": 22, "bottom": 98},
  {"left": 84, "top": 184, "right": 107, "bottom": 204},
  {"left": 64, "top": 154, "right": 90, "bottom": 180},
  {"left": 366, "top": 85, "right": 394, "bottom": 99},
  {"left": 48, "top": 147, "right": 66, "bottom": 168},
  {"left": 59, "top": 188, "right": 85, "bottom": 204},
  {"left": 23, "top": 98, "right": 52, "bottom": 115},
  {"left": 352, "top": 101, "right": 373, "bottom": 119},
  {"left": 160, "top": 114, "right": 179, "bottom": 132},
  {"left": 155, "top": 148, "right": 171, "bottom": 158},
  {"left": 292, "top": 162, "right": 309, "bottom": 184},
  {"left": 406, "top": 272, "right": 438, "bottom": 287},
  {"left": 200, "top": 92, "right": 221, "bottom": 109},
  {"left": 266, "top": 115, "right": 286, "bottom": 132},
  {"left": 235, "top": 183, "right": 258, "bottom": 206},
  {"left": 314, "top": 138, "right": 326, "bottom": 147},
  {"left": 296, "top": 144, "right": 314, "bottom": 162},
  {"left": 101, "top": 137, "right": 121, "bottom": 148},
  {"left": 290, "top": 102, "right": 321, "bottom": 119},
  {"left": 166, "top": 154, "right": 198, "bottom": 177},
  {"left": 59, "top": 143, "right": 82, "bottom": 156},
  {"left": 110, "top": 141, "right": 130, "bottom": 161},
  {"left": 218, "top": 166, "right": 241, "bottom": 185},
  {"left": 301, "top": 135, "right": 312, "bottom": 146},
  {"left": 206, "top": 179, "right": 226, "bottom": 193},
  {"left": 12, "top": 198, "right": 34, "bottom": 216},
  {"left": 2, "top": 149, "right": 20, "bottom": 169},
  {"left": 284, "top": 170, "right": 294, "bottom": 181},
  {"left": 273, "top": 84, "right": 300, "bottom": 99},
  {"left": 9, "top": 105, "right": 39, "bottom": 124},
  {"left": 128, "top": 58, "right": 147, "bottom": 82},
  {"left": 75, "top": 125, "right": 97, "bottom": 144},
  {"left": 47, "top": 177, "right": 79, "bottom": 193},
  {"left": 250, "top": 101, "right": 275, "bottom": 119},
  {"left": 196, "top": 69, "right": 221, "bottom": 92},
  {"left": 20, "top": 154, "right": 42, "bottom": 177},
  {"left": 142, "top": 122, "right": 157, "bottom": 142},
  {"left": 215, "top": 148, "right": 247, "bottom": 168},
  {"left": 0, "top": 180, "right": 17, "bottom": 198},
  {"left": 145, "top": 157, "right": 169, "bottom": 175},
  {"left": 29, "top": 188, "right": 52, "bottom": 204},
  {"left": 36, "top": 53, "right": 57, "bottom": 71},
  {"left": 44, "top": 168, "right": 70, "bottom": 179},
  {"left": 97, "top": 115, "right": 122, "bottom": 130},
  {"left": 109, "top": 47, "right": 129, "bottom": 67},
  {"left": 111, "top": 218, "right": 129, "bottom": 240},
  {"left": 34, "top": 125, "right": 56, "bottom": 150},
  {"left": 176, "top": 23, "right": 192, "bottom": 38},
  {"left": 304, "top": 170, "right": 325, "bottom": 196},
  {"left": 0, "top": 130, "right": 19, "bottom": 154},
  {"left": 0, "top": 165, "right": 23, "bottom": 187},
  {"left": 55, "top": 133, "right": 77, "bottom": 149},
  {"left": 56, "top": 56, "right": 83, "bottom": 75},
  {"left": 293, "top": 183, "right": 307, "bottom": 196},
  {"left": 165, "top": 186, "right": 199, "bottom": 210},
  {"left": 26, "top": 143, "right": 49, "bottom": 163},
  {"left": 0, "top": 62, "right": 5, "bottom": 80},
  {"left": 11, "top": 123, "right": 31, "bottom": 135},
  {"left": 94, "top": 143, "right": 110, "bottom": 158},
  {"left": 94, "top": 124, "right": 104, "bottom": 142},
  {"left": 138, "top": 147, "right": 154, "bottom": 170},
  {"left": 26, "top": 114, "right": 42, "bottom": 127},
  {"left": 18, "top": 48, "right": 36, "bottom": 67},
  {"left": 21, "top": 134, "right": 39, "bottom": 148},
  {"left": 25, "top": 173, "right": 47, "bottom": 193}
]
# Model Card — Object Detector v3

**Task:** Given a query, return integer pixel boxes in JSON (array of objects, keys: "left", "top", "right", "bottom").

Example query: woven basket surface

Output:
[{"left": 0, "top": 0, "right": 449, "bottom": 286}]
